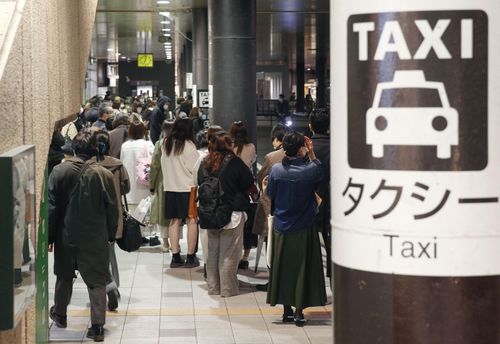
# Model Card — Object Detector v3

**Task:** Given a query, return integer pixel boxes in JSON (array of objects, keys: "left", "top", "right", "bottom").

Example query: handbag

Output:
[
  {"left": 188, "top": 186, "right": 198, "bottom": 219},
  {"left": 116, "top": 182, "right": 145, "bottom": 252}
]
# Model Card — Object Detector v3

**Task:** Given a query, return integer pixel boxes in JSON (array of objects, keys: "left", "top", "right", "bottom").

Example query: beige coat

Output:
[{"left": 252, "top": 148, "right": 286, "bottom": 236}]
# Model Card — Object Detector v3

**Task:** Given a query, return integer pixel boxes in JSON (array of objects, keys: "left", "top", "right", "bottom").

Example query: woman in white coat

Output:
[{"left": 120, "top": 116, "right": 154, "bottom": 207}]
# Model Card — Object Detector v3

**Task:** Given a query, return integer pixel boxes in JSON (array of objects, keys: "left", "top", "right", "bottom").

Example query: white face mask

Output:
[
  {"left": 163, "top": 104, "right": 168, "bottom": 110},
  {"left": 137, "top": 107, "right": 142, "bottom": 113}
]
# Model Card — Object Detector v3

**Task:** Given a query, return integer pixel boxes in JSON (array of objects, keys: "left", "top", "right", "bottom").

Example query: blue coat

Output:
[{"left": 267, "top": 157, "right": 323, "bottom": 233}]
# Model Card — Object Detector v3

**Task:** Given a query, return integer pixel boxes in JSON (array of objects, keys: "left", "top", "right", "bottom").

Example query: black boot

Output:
[
  {"left": 184, "top": 254, "right": 200, "bottom": 268},
  {"left": 49, "top": 305, "right": 67, "bottom": 328},
  {"left": 86, "top": 324, "right": 104, "bottom": 342},
  {"left": 170, "top": 252, "right": 185, "bottom": 268}
]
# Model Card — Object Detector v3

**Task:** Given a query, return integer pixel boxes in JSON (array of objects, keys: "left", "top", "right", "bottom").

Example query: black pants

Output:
[{"left": 54, "top": 276, "right": 106, "bottom": 325}]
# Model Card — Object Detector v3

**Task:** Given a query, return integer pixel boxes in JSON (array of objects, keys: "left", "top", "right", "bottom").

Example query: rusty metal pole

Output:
[{"left": 331, "top": 1, "right": 500, "bottom": 343}]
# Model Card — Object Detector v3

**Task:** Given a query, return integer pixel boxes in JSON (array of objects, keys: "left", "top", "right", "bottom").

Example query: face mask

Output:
[
  {"left": 137, "top": 107, "right": 142, "bottom": 113},
  {"left": 163, "top": 104, "right": 168, "bottom": 110}
]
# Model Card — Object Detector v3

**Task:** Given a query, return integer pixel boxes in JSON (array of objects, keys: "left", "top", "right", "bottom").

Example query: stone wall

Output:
[{"left": 0, "top": 0, "right": 98, "bottom": 342}]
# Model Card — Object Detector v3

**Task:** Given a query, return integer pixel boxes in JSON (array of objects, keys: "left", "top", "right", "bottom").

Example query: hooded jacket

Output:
[{"left": 150, "top": 96, "right": 171, "bottom": 144}]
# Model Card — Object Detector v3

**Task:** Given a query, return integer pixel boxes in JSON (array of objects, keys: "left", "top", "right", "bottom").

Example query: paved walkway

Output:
[{"left": 48, "top": 229, "right": 332, "bottom": 343}]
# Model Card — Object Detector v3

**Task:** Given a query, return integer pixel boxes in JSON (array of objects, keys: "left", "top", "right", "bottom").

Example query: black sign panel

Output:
[{"left": 347, "top": 11, "right": 487, "bottom": 171}]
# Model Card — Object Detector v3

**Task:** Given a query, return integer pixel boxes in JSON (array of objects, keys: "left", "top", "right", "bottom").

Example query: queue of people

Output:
[{"left": 47, "top": 93, "right": 331, "bottom": 341}]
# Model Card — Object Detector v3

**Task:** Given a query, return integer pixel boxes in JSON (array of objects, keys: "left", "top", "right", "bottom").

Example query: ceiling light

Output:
[
  {"left": 160, "top": 21, "right": 170, "bottom": 24},
  {"left": 160, "top": 12, "right": 170, "bottom": 17},
  {"left": 107, "top": 48, "right": 114, "bottom": 52},
  {"left": 157, "top": 1, "right": 170, "bottom": 4},
  {"left": 162, "top": 28, "right": 171, "bottom": 32},
  {"left": 121, "top": 56, "right": 127, "bottom": 59},
  {"left": 162, "top": 33, "right": 171, "bottom": 37}
]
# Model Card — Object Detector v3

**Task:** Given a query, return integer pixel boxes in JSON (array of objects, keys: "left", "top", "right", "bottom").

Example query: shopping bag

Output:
[
  {"left": 266, "top": 215, "right": 273, "bottom": 267},
  {"left": 133, "top": 195, "right": 152, "bottom": 223}
]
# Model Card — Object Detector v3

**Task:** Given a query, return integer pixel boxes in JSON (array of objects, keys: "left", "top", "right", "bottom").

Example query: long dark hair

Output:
[
  {"left": 205, "top": 131, "right": 234, "bottom": 173},
  {"left": 229, "top": 121, "right": 250, "bottom": 156},
  {"left": 164, "top": 118, "right": 194, "bottom": 156}
]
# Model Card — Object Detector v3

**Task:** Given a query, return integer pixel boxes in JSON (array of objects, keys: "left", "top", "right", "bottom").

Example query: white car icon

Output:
[{"left": 366, "top": 70, "right": 458, "bottom": 159}]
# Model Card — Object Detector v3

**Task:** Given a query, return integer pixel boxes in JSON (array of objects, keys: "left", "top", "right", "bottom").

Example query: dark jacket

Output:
[
  {"left": 197, "top": 155, "right": 254, "bottom": 212},
  {"left": 109, "top": 124, "right": 128, "bottom": 159},
  {"left": 48, "top": 157, "right": 119, "bottom": 287},
  {"left": 150, "top": 96, "right": 170, "bottom": 144},
  {"left": 311, "top": 134, "right": 331, "bottom": 233},
  {"left": 267, "top": 158, "right": 323, "bottom": 233}
]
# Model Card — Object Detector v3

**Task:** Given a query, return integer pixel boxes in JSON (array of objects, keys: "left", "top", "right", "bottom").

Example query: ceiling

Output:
[{"left": 92, "top": 0, "right": 329, "bottom": 69}]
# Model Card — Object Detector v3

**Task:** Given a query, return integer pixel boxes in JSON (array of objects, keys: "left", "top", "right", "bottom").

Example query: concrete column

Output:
[
  {"left": 331, "top": 2, "right": 500, "bottom": 344},
  {"left": 185, "top": 32, "right": 193, "bottom": 95},
  {"left": 295, "top": 17, "right": 305, "bottom": 113},
  {"left": 315, "top": 13, "right": 328, "bottom": 109},
  {"left": 192, "top": 8, "right": 208, "bottom": 89},
  {"left": 208, "top": 0, "right": 256, "bottom": 141}
]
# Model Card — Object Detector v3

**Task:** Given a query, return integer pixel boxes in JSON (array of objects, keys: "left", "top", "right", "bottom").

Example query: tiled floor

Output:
[{"left": 48, "top": 229, "right": 333, "bottom": 343}]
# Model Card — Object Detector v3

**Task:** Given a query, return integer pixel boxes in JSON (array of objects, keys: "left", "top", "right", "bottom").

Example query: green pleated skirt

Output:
[{"left": 267, "top": 226, "right": 327, "bottom": 309}]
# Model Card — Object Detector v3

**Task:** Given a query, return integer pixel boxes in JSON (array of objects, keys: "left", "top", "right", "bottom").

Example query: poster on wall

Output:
[{"left": 0, "top": 145, "right": 36, "bottom": 330}]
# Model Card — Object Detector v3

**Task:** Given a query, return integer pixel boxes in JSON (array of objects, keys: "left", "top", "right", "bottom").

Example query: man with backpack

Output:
[{"left": 48, "top": 131, "right": 119, "bottom": 342}]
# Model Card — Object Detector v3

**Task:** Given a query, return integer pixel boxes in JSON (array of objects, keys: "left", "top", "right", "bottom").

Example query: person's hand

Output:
[
  {"left": 304, "top": 136, "right": 316, "bottom": 160},
  {"left": 48, "top": 244, "right": 53, "bottom": 252}
]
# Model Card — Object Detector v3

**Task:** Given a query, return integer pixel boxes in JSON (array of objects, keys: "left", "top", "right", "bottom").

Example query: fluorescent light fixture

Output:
[
  {"left": 160, "top": 21, "right": 170, "bottom": 24},
  {"left": 162, "top": 28, "right": 171, "bottom": 32},
  {"left": 107, "top": 48, "right": 114, "bottom": 52},
  {"left": 160, "top": 11, "right": 170, "bottom": 17},
  {"left": 157, "top": 0, "right": 170, "bottom": 4},
  {"left": 162, "top": 33, "right": 171, "bottom": 37},
  {"left": 117, "top": 53, "right": 121, "bottom": 56},
  {"left": 121, "top": 56, "right": 127, "bottom": 59}
]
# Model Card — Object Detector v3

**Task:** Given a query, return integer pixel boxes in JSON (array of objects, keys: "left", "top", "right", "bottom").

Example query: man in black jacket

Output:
[
  {"left": 48, "top": 131, "right": 118, "bottom": 342},
  {"left": 309, "top": 110, "right": 331, "bottom": 283},
  {"left": 150, "top": 95, "right": 171, "bottom": 144}
]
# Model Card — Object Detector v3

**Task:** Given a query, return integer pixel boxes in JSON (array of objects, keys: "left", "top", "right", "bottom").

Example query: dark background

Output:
[{"left": 347, "top": 11, "right": 488, "bottom": 171}]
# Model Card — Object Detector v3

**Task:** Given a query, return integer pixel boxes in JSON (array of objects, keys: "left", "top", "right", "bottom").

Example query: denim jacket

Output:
[{"left": 267, "top": 157, "right": 324, "bottom": 233}]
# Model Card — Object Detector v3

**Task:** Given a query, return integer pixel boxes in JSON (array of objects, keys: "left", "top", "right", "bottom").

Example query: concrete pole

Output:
[
  {"left": 331, "top": 1, "right": 500, "bottom": 343},
  {"left": 315, "top": 13, "right": 328, "bottom": 109},
  {"left": 192, "top": 8, "right": 208, "bottom": 89},
  {"left": 208, "top": 0, "right": 256, "bottom": 142},
  {"left": 296, "top": 18, "right": 305, "bottom": 113}
]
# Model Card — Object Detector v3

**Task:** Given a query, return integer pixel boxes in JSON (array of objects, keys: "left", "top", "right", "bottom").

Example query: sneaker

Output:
[
  {"left": 294, "top": 310, "right": 306, "bottom": 327},
  {"left": 282, "top": 305, "right": 294, "bottom": 323},
  {"left": 141, "top": 237, "right": 149, "bottom": 245},
  {"left": 86, "top": 324, "right": 104, "bottom": 342},
  {"left": 170, "top": 253, "right": 185, "bottom": 268},
  {"left": 184, "top": 254, "right": 200, "bottom": 268},
  {"left": 238, "top": 260, "right": 249, "bottom": 270},
  {"left": 49, "top": 306, "right": 67, "bottom": 328},
  {"left": 149, "top": 236, "right": 161, "bottom": 246},
  {"left": 107, "top": 289, "right": 120, "bottom": 311}
]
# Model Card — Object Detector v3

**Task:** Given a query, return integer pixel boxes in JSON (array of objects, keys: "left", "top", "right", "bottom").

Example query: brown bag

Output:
[{"left": 188, "top": 186, "right": 198, "bottom": 219}]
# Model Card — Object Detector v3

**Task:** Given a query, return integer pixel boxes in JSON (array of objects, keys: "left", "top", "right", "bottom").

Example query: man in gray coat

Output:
[{"left": 48, "top": 131, "right": 118, "bottom": 342}]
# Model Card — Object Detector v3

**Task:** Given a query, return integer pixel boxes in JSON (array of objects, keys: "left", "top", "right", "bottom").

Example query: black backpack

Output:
[{"left": 197, "top": 155, "right": 233, "bottom": 229}]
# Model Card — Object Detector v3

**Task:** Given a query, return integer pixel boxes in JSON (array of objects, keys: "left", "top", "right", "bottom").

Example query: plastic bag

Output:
[{"left": 133, "top": 195, "right": 152, "bottom": 223}]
